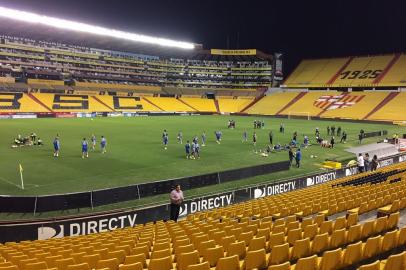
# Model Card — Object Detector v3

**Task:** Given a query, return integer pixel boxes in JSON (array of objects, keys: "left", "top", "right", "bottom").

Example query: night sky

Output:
[{"left": 1, "top": 0, "right": 405, "bottom": 74}]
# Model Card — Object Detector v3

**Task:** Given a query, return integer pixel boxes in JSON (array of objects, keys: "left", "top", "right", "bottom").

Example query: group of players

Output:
[{"left": 52, "top": 135, "right": 107, "bottom": 158}]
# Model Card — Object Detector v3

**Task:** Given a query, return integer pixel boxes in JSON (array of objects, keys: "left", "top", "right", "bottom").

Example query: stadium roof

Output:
[{"left": 0, "top": 6, "right": 272, "bottom": 61}]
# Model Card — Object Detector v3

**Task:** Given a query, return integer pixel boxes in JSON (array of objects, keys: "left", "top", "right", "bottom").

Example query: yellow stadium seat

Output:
[
  {"left": 148, "top": 256, "right": 173, "bottom": 270},
  {"left": 386, "top": 212, "right": 399, "bottom": 231},
  {"left": 311, "top": 233, "right": 329, "bottom": 254},
  {"left": 269, "top": 243, "right": 290, "bottom": 266},
  {"left": 124, "top": 254, "right": 147, "bottom": 268},
  {"left": 380, "top": 251, "right": 406, "bottom": 270},
  {"left": 381, "top": 230, "right": 398, "bottom": 253},
  {"left": 317, "top": 248, "right": 342, "bottom": 270},
  {"left": 362, "top": 235, "right": 382, "bottom": 260},
  {"left": 177, "top": 251, "right": 200, "bottom": 270},
  {"left": 347, "top": 224, "right": 362, "bottom": 243},
  {"left": 215, "top": 255, "right": 240, "bottom": 270},
  {"left": 291, "top": 254, "right": 318, "bottom": 270},
  {"left": 21, "top": 261, "right": 48, "bottom": 270},
  {"left": 203, "top": 246, "right": 224, "bottom": 267},
  {"left": 186, "top": 261, "right": 210, "bottom": 270},
  {"left": 119, "top": 263, "right": 143, "bottom": 270},
  {"left": 243, "top": 249, "right": 267, "bottom": 270},
  {"left": 329, "top": 228, "right": 347, "bottom": 249},
  {"left": 290, "top": 238, "right": 311, "bottom": 261},
  {"left": 303, "top": 224, "right": 318, "bottom": 240},
  {"left": 248, "top": 237, "right": 266, "bottom": 251},
  {"left": 66, "top": 263, "right": 91, "bottom": 270},
  {"left": 357, "top": 260, "right": 380, "bottom": 270},
  {"left": 341, "top": 241, "right": 362, "bottom": 267},
  {"left": 96, "top": 258, "right": 119, "bottom": 270},
  {"left": 227, "top": 241, "right": 246, "bottom": 260},
  {"left": 80, "top": 254, "right": 100, "bottom": 269},
  {"left": 267, "top": 261, "right": 291, "bottom": 270}
]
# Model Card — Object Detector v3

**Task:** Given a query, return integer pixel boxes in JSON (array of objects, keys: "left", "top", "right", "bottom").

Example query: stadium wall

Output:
[
  {"left": 0, "top": 161, "right": 290, "bottom": 213},
  {"left": 1, "top": 152, "right": 405, "bottom": 243}
]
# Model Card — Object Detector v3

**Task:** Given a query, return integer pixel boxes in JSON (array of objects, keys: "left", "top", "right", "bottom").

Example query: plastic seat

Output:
[
  {"left": 119, "top": 263, "right": 143, "bottom": 270},
  {"left": 215, "top": 255, "right": 240, "bottom": 270},
  {"left": 177, "top": 250, "right": 200, "bottom": 270},
  {"left": 381, "top": 229, "right": 398, "bottom": 252},
  {"left": 197, "top": 240, "right": 216, "bottom": 258},
  {"left": 80, "top": 254, "right": 100, "bottom": 269},
  {"left": 220, "top": 235, "right": 236, "bottom": 253},
  {"left": 243, "top": 249, "right": 267, "bottom": 270},
  {"left": 148, "top": 256, "right": 173, "bottom": 270},
  {"left": 357, "top": 260, "right": 380, "bottom": 270},
  {"left": 0, "top": 266, "right": 18, "bottom": 270},
  {"left": 132, "top": 245, "right": 150, "bottom": 259},
  {"left": 227, "top": 241, "right": 246, "bottom": 260},
  {"left": 286, "top": 228, "right": 302, "bottom": 246},
  {"left": 386, "top": 212, "right": 399, "bottom": 231},
  {"left": 311, "top": 233, "right": 329, "bottom": 254},
  {"left": 96, "top": 258, "right": 119, "bottom": 270},
  {"left": 347, "top": 224, "right": 362, "bottom": 243},
  {"left": 203, "top": 246, "right": 224, "bottom": 267},
  {"left": 303, "top": 224, "right": 318, "bottom": 240},
  {"left": 290, "top": 238, "right": 310, "bottom": 261},
  {"left": 380, "top": 251, "right": 406, "bottom": 270},
  {"left": 333, "top": 216, "right": 346, "bottom": 230},
  {"left": 21, "top": 261, "right": 48, "bottom": 270},
  {"left": 269, "top": 243, "right": 290, "bottom": 266},
  {"left": 151, "top": 248, "right": 172, "bottom": 260},
  {"left": 329, "top": 228, "right": 347, "bottom": 249},
  {"left": 268, "top": 232, "right": 285, "bottom": 250},
  {"left": 291, "top": 254, "right": 318, "bottom": 270},
  {"left": 317, "top": 248, "right": 342, "bottom": 270},
  {"left": 267, "top": 261, "right": 290, "bottom": 270},
  {"left": 248, "top": 236, "right": 266, "bottom": 251},
  {"left": 397, "top": 226, "right": 406, "bottom": 247},
  {"left": 341, "top": 241, "right": 362, "bottom": 267},
  {"left": 154, "top": 242, "right": 171, "bottom": 252},
  {"left": 107, "top": 250, "right": 127, "bottom": 264},
  {"left": 66, "top": 263, "right": 91, "bottom": 270},
  {"left": 362, "top": 235, "right": 382, "bottom": 260},
  {"left": 347, "top": 213, "right": 359, "bottom": 227},
  {"left": 373, "top": 217, "right": 387, "bottom": 235},
  {"left": 361, "top": 220, "right": 375, "bottom": 239},
  {"left": 124, "top": 254, "right": 147, "bottom": 268},
  {"left": 257, "top": 228, "right": 271, "bottom": 241},
  {"left": 319, "top": 221, "right": 333, "bottom": 235},
  {"left": 186, "top": 261, "right": 210, "bottom": 270}
]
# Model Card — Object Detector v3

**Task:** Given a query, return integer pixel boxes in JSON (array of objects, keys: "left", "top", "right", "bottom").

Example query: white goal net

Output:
[{"left": 287, "top": 112, "right": 311, "bottom": 120}]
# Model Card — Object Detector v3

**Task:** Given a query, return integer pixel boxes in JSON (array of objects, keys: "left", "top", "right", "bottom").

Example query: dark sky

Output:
[{"left": 1, "top": 0, "right": 405, "bottom": 74}]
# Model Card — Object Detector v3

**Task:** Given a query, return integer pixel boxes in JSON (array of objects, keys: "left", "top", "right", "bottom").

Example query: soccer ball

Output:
[{"left": 91, "top": 118, "right": 94, "bottom": 121}]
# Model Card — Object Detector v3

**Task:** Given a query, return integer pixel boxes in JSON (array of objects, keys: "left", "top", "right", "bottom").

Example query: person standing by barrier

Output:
[
  {"left": 170, "top": 184, "right": 184, "bottom": 222},
  {"left": 357, "top": 153, "right": 364, "bottom": 173},
  {"left": 371, "top": 155, "right": 378, "bottom": 171}
]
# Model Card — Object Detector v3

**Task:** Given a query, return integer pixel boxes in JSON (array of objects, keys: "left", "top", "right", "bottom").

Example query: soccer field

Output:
[{"left": 0, "top": 115, "right": 402, "bottom": 198}]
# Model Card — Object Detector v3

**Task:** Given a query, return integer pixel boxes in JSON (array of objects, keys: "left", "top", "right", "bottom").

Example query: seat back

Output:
[
  {"left": 178, "top": 250, "right": 200, "bottom": 270},
  {"left": 203, "top": 246, "right": 224, "bottom": 267},
  {"left": 243, "top": 249, "right": 267, "bottom": 270},
  {"left": 227, "top": 241, "right": 246, "bottom": 260},
  {"left": 311, "top": 233, "right": 329, "bottom": 254},
  {"left": 318, "top": 248, "right": 342, "bottom": 270},
  {"left": 330, "top": 228, "right": 347, "bottom": 248},
  {"left": 294, "top": 254, "right": 318, "bottom": 270},
  {"left": 186, "top": 261, "right": 210, "bottom": 270},
  {"left": 381, "top": 230, "right": 398, "bottom": 252},
  {"left": 269, "top": 243, "right": 290, "bottom": 265},
  {"left": 362, "top": 235, "right": 382, "bottom": 259},
  {"left": 383, "top": 251, "right": 406, "bottom": 270},
  {"left": 215, "top": 255, "right": 240, "bottom": 270},
  {"left": 148, "top": 256, "right": 173, "bottom": 270},
  {"left": 291, "top": 238, "right": 311, "bottom": 260},
  {"left": 347, "top": 224, "right": 362, "bottom": 243},
  {"left": 342, "top": 241, "right": 362, "bottom": 267},
  {"left": 357, "top": 260, "right": 380, "bottom": 270}
]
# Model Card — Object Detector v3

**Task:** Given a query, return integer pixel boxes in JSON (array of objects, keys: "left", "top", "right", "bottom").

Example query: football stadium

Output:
[{"left": 0, "top": 2, "right": 406, "bottom": 270}]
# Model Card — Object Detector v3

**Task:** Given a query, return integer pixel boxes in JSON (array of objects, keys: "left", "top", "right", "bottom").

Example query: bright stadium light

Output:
[{"left": 0, "top": 6, "right": 195, "bottom": 49}]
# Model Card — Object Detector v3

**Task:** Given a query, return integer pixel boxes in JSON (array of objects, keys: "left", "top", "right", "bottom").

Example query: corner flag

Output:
[{"left": 19, "top": 164, "right": 24, "bottom": 189}]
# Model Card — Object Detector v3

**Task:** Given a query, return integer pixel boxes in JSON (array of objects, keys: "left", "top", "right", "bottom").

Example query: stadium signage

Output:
[
  {"left": 254, "top": 181, "right": 296, "bottom": 198},
  {"left": 210, "top": 49, "right": 257, "bottom": 55},
  {"left": 306, "top": 171, "right": 337, "bottom": 186},
  {"left": 37, "top": 213, "right": 138, "bottom": 240},
  {"left": 179, "top": 193, "right": 233, "bottom": 217}
]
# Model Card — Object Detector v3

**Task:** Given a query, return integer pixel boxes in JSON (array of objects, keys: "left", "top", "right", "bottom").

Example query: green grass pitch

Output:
[{"left": 0, "top": 115, "right": 404, "bottom": 219}]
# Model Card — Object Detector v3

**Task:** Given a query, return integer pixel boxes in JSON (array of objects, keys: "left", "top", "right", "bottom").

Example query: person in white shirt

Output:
[
  {"left": 357, "top": 153, "right": 365, "bottom": 173},
  {"left": 169, "top": 184, "right": 184, "bottom": 222}
]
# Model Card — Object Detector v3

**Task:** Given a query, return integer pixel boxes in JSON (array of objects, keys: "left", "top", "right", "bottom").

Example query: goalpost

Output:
[{"left": 287, "top": 112, "right": 311, "bottom": 120}]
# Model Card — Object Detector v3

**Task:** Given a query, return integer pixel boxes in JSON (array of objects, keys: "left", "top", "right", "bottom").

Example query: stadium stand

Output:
[
  {"left": 366, "top": 92, "right": 406, "bottom": 121},
  {"left": 284, "top": 53, "right": 406, "bottom": 88},
  {"left": 0, "top": 162, "right": 404, "bottom": 270},
  {"left": 179, "top": 98, "right": 217, "bottom": 112},
  {"left": 0, "top": 92, "right": 50, "bottom": 113},
  {"left": 217, "top": 97, "right": 254, "bottom": 114},
  {"left": 244, "top": 92, "right": 299, "bottom": 115}
]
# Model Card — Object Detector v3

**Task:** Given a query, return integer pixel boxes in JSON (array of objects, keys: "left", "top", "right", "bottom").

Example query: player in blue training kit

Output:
[
  {"left": 162, "top": 130, "right": 169, "bottom": 150},
  {"left": 53, "top": 137, "right": 60, "bottom": 157},
  {"left": 81, "top": 138, "right": 89, "bottom": 158},
  {"left": 242, "top": 130, "right": 248, "bottom": 142},
  {"left": 194, "top": 142, "right": 200, "bottom": 159},
  {"left": 201, "top": 132, "right": 206, "bottom": 146},
  {"left": 185, "top": 140, "right": 191, "bottom": 159},
  {"left": 91, "top": 134, "right": 96, "bottom": 150},
  {"left": 215, "top": 131, "right": 222, "bottom": 144},
  {"left": 101, "top": 136, "right": 107, "bottom": 154}
]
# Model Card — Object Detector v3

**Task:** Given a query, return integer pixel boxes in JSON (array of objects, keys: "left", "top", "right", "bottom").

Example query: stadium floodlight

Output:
[{"left": 0, "top": 6, "right": 195, "bottom": 49}]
